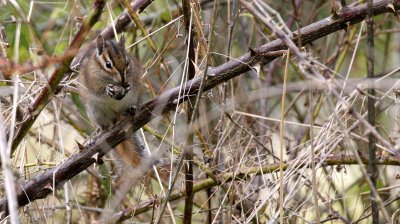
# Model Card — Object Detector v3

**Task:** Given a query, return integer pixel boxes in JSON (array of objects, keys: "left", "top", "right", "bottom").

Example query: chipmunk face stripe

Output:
[
  {"left": 94, "top": 51, "right": 122, "bottom": 83},
  {"left": 107, "top": 40, "right": 127, "bottom": 84},
  {"left": 94, "top": 35, "right": 130, "bottom": 84}
]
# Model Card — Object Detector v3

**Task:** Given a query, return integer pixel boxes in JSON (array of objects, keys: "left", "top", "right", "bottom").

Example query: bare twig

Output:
[
  {"left": 182, "top": 0, "right": 196, "bottom": 223},
  {"left": 310, "top": 91, "right": 320, "bottom": 223},
  {"left": 366, "top": 0, "right": 379, "bottom": 222},
  {"left": 279, "top": 50, "right": 290, "bottom": 224},
  {"left": 0, "top": 107, "right": 18, "bottom": 222}
]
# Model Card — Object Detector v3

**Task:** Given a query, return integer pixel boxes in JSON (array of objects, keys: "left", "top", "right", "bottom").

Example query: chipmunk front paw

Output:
[
  {"left": 106, "top": 84, "right": 126, "bottom": 100},
  {"left": 86, "top": 127, "right": 102, "bottom": 148}
]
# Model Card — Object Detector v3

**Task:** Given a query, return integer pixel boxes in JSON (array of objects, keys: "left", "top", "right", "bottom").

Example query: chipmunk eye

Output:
[{"left": 105, "top": 60, "right": 112, "bottom": 69}]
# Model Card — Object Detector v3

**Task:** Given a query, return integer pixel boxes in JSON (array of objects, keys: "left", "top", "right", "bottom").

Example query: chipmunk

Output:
[{"left": 78, "top": 34, "right": 146, "bottom": 168}]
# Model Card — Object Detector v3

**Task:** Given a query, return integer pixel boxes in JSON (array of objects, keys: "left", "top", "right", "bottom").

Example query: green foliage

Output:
[{"left": 5, "top": 22, "right": 30, "bottom": 62}]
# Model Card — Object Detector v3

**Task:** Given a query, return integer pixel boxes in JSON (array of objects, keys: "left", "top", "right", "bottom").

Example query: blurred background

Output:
[{"left": 1, "top": 0, "right": 400, "bottom": 223}]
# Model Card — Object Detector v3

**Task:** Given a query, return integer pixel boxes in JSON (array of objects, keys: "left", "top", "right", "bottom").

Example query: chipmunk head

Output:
[
  {"left": 95, "top": 34, "right": 130, "bottom": 85},
  {"left": 93, "top": 34, "right": 133, "bottom": 100}
]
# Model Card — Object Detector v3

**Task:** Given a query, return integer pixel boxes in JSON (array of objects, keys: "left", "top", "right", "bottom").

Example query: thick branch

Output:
[{"left": 1, "top": 0, "right": 399, "bottom": 214}]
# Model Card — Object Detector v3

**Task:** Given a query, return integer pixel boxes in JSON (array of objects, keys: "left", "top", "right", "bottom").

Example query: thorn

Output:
[
  {"left": 331, "top": 0, "right": 349, "bottom": 20},
  {"left": 330, "top": 0, "right": 341, "bottom": 20},
  {"left": 387, "top": 3, "right": 399, "bottom": 20},
  {"left": 43, "top": 182, "right": 53, "bottom": 191},
  {"left": 252, "top": 63, "right": 261, "bottom": 78},
  {"left": 76, "top": 140, "right": 85, "bottom": 151},
  {"left": 387, "top": 3, "right": 396, "bottom": 13},
  {"left": 91, "top": 152, "right": 98, "bottom": 158},
  {"left": 248, "top": 47, "right": 257, "bottom": 57},
  {"left": 342, "top": 22, "right": 350, "bottom": 32},
  {"left": 96, "top": 153, "right": 104, "bottom": 165},
  {"left": 91, "top": 152, "right": 104, "bottom": 165},
  {"left": 331, "top": 10, "right": 340, "bottom": 20},
  {"left": 92, "top": 152, "right": 99, "bottom": 162}
]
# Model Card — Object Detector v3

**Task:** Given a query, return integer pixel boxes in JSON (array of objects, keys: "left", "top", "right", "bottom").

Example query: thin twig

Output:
[
  {"left": 310, "top": 90, "right": 320, "bottom": 223},
  {"left": 182, "top": 0, "right": 196, "bottom": 223},
  {"left": 366, "top": 0, "right": 379, "bottom": 222},
  {"left": 279, "top": 49, "right": 289, "bottom": 224}
]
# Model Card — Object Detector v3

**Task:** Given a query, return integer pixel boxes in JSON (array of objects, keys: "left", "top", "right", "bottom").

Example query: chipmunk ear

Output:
[
  {"left": 119, "top": 34, "right": 125, "bottom": 49},
  {"left": 96, "top": 35, "right": 106, "bottom": 55}
]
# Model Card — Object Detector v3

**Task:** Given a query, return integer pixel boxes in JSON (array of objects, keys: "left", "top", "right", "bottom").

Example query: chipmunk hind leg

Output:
[{"left": 114, "top": 138, "right": 142, "bottom": 169}]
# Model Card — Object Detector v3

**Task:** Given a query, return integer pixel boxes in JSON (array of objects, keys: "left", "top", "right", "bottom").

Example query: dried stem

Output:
[
  {"left": 366, "top": 0, "right": 379, "bottom": 223},
  {"left": 111, "top": 154, "right": 400, "bottom": 221},
  {"left": 182, "top": 0, "right": 196, "bottom": 223}
]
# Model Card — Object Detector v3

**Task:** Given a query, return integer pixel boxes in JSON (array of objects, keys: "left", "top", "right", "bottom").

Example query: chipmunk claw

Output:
[
  {"left": 86, "top": 127, "right": 101, "bottom": 148},
  {"left": 126, "top": 105, "right": 137, "bottom": 116},
  {"left": 87, "top": 138, "right": 95, "bottom": 148}
]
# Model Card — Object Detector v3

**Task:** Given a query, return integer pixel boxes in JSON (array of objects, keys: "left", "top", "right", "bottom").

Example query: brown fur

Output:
[{"left": 79, "top": 35, "right": 145, "bottom": 168}]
